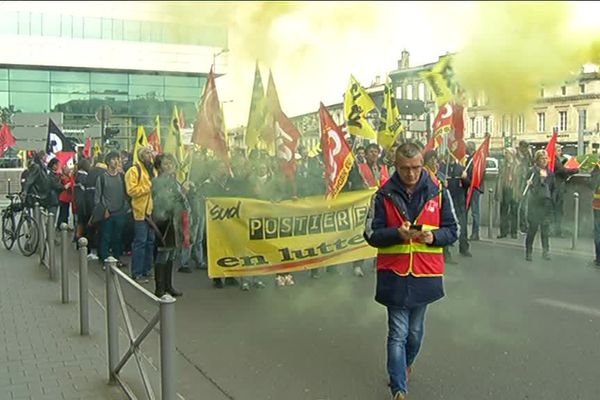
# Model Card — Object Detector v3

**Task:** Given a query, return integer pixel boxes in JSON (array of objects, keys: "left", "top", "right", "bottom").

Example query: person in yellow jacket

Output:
[{"left": 125, "top": 145, "right": 157, "bottom": 283}]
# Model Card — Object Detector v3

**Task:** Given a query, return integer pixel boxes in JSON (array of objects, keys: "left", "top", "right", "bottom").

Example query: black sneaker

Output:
[
  {"left": 460, "top": 251, "right": 473, "bottom": 258},
  {"left": 525, "top": 254, "right": 532, "bottom": 262},
  {"left": 224, "top": 277, "right": 239, "bottom": 286},
  {"left": 178, "top": 267, "right": 192, "bottom": 273}
]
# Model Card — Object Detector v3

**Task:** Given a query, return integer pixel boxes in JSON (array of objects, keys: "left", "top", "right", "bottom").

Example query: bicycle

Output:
[{"left": 1, "top": 192, "right": 40, "bottom": 256}]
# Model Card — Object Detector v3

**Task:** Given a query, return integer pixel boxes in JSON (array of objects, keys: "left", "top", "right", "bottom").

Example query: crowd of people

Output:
[{"left": 16, "top": 136, "right": 584, "bottom": 301}]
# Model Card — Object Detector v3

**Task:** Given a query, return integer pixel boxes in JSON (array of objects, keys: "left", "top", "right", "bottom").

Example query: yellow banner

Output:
[{"left": 206, "top": 190, "right": 377, "bottom": 278}]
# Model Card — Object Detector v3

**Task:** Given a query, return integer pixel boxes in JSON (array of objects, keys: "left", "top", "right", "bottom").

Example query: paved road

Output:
[
  {"left": 114, "top": 238, "right": 600, "bottom": 400},
  {"left": 5, "top": 235, "right": 600, "bottom": 400}
]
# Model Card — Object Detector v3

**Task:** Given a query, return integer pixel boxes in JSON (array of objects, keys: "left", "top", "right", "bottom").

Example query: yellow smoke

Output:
[{"left": 453, "top": 2, "right": 599, "bottom": 113}]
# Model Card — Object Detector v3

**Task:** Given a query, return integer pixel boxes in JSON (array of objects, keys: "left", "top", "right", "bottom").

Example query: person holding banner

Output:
[
  {"left": 364, "top": 143, "right": 458, "bottom": 400},
  {"left": 524, "top": 150, "right": 555, "bottom": 262}
]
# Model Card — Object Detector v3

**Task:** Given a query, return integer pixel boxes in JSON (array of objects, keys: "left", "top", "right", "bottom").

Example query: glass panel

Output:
[
  {"left": 102, "top": 18, "right": 112, "bottom": 39},
  {"left": 129, "top": 85, "right": 164, "bottom": 99},
  {"left": 91, "top": 83, "right": 128, "bottom": 95},
  {"left": 165, "top": 75, "right": 200, "bottom": 87},
  {"left": 30, "top": 12, "right": 42, "bottom": 35},
  {"left": 10, "top": 69, "right": 49, "bottom": 81},
  {"left": 0, "top": 81, "right": 8, "bottom": 91},
  {"left": 17, "top": 11, "right": 30, "bottom": 35},
  {"left": 0, "top": 69, "right": 7, "bottom": 79},
  {"left": 10, "top": 92, "right": 50, "bottom": 113},
  {"left": 10, "top": 80, "right": 50, "bottom": 92},
  {"left": 151, "top": 22, "right": 163, "bottom": 43},
  {"left": 50, "top": 82, "right": 89, "bottom": 94},
  {"left": 0, "top": 92, "right": 8, "bottom": 108},
  {"left": 112, "top": 19, "right": 123, "bottom": 40},
  {"left": 91, "top": 72, "right": 128, "bottom": 84},
  {"left": 51, "top": 93, "right": 89, "bottom": 111},
  {"left": 61, "top": 14, "right": 72, "bottom": 37},
  {"left": 165, "top": 85, "right": 200, "bottom": 99},
  {"left": 51, "top": 70, "right": 90, "bottom": 83},
  {"left": 129, "top": 74, "right": 164, "bottom": 86},
  {"left": 84, "top": 17, "right": 101, "bottom": 39},
  {"left": 42, "top": 14, "right": 61, "bottom": 36},
  {"left": 73, "top": 15, "right": 84, "bottom": 38},
  {"left": 140, "top": 21, "right": 152, "bottom": 42},
  {"left": 124, "top": 20, "right": 141, "bottom": 41},
  {"left": 0, "top": 11, "right": 18, "bottom": 34}
]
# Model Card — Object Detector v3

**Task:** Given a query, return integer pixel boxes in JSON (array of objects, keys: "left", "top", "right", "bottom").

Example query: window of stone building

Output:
[
  {"left": 579, "top": 109, "right": 587, "bottom": 131},
  {"left": 502, "top": 114, "right": 508, "bottom": 134},
  {"left": 559, "top": 111, "right": 567, "bottom": 131},
  {"left": 418, "top": 83, "right": 425, "bottom": 101},
  {"left": 484, "top": 116, "right": 490, "bottom": 134},
  {"left": 537, "top": 112, "right": 545, "bottom": 133},
  {"left": 406, "top": 84, "right": 413, "bottom": 100},
  {"left": 561, "top": 86, "right": 566, "bottom": 96},
  {"left": 470, "top": 117, "right": 475, "bottom": 137},
  {"left": 517, "top": 114, "right": 525, "bottom": 133},
  {"left": 395, "top": 86, "right": 403, "bottom": 100},
  {"left": 580, "top": 84, "right": 585, "bottom": 94},
  {"left": 475, "top": 116, "right": 482, "bottom": 137}
]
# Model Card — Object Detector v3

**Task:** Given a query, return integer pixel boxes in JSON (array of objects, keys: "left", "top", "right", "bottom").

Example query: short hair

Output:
[
  {"left": 154, "top": 153, "right": 176, "bottom": 171},
  {"left": 356, "top": 146, "right": 365, "bottom": 152},
  {"left": 47, "top": 158, "right": 60, "bottom": 169},
  {"left": 105, "top": 151, "right": 120, "bottom": 163},
  {"left": 534, "top": 149, "right": 548, "bottom": 164},
  {"left": 423, "top": 150, "right": 438, "bottom": 165},
  {"left": 396, "top": 142, "right": 422, "bottom": 159},
  {"left": 77, "top": 158, "right": 91, "bottom": 172},
  {"left": 366, "top": 143, "right": 379, "bottom": 152},
  {"left": 518, "top": 140, "right": 529, "bottom": 148}
]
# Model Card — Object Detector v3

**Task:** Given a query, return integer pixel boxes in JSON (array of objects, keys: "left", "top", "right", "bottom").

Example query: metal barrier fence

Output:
[{"left": 105, "top": 256, "right": 177, "bottom": 400}]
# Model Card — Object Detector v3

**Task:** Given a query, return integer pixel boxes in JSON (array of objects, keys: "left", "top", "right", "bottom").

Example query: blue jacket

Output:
[{"left": 364, "top": 170, "right": 458, "bottom": 308}]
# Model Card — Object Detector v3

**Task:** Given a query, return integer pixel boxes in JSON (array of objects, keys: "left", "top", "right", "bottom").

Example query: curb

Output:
[{"left": 477, "top": 237, "right": 591, "bottom": 259}]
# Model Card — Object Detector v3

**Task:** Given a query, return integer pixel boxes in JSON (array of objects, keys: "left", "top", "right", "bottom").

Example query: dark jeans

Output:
[
  {"left": 132, "top": 220, "right": 155, "bottom": 278},
  {"left": 99, "top": 213, "right": 126, "bottom": 261},
  {"left": 454, "top": 200, "right": 470, "bottom": 253},
  {"left": 594, "top": 210, "right": 600, "bottom": 263},
  {"left": 499, "top": 188, "right": 518, "bottom": 236},
  {"left": 525, "top": 209, "right": 551, "bottom": 255},
  {"left": 56, "top": 201, "right": 70, "bottom": 230},
  {"left": 470, "top": 190, "right": 481, "bottom": 237},
  {"left": 552, "top": 193, "right": 565, "bottom": 236}
]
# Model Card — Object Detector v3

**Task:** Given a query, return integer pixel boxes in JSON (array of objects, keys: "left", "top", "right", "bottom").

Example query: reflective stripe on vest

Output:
[{"left": 376, "top": 177, "right": 444, "bottom": 277}]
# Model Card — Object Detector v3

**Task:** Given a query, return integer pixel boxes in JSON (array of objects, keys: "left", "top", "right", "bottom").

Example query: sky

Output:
[{"left": 155, "top": 1, "right": 600, "bottom": 128}]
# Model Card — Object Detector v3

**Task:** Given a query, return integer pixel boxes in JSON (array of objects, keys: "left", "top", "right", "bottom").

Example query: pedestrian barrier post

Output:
[
  {"left": 47, "top": 213, "right": 56, "bottom": 281},
  {"left": 60, "top": 223, "right": 69, "bottom": 304},
  {"left": 78, "top": 237, "right": 89, "bottom": 336},
  {"left": 488, "top": 188, "right": 494, "bottom": 239},
  {"left": 105, "top": 256, "right": 119, "bottom": 384},
  {"left": 34, "top": 203, "right": 42, "bottom": 261},
  {"left": 160, "top": 295, "right": 177, "bottom": 400},
  {"left": 572, "top": 192, "right": 579, "bottom": 250}
]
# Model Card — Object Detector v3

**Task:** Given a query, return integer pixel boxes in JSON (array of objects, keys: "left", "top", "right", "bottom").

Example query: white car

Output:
[{"left": 485, "top": 157, "right": 499, "bottom": 175}]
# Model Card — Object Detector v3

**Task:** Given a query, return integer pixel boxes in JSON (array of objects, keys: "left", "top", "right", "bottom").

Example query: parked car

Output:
[{"left": 486, "top": 157, "right": 499, "bottom": 176}]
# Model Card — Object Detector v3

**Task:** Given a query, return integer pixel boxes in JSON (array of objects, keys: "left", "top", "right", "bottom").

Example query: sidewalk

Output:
[
  {"left": 477, "top": 225, "right": 594, "bottom": 259},
  {"left": 0, "top": 247, "right": 124, "bottom": 400}
]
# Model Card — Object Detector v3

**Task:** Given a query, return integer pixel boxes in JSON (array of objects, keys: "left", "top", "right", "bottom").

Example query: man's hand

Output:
[
  {"left": 398, "top": 221, "right": 420, "bottom": 241},
  {"left": 104, "top": 209, "right": 110, "bottom": 219},
  {"left": 415, "top": 231, "right": 434, "bottom": 244},
  {"left": 461, "top": 170, "right": 467, "bottom": 179}
]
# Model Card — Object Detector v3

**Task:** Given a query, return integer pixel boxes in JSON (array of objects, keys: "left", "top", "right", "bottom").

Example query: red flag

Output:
[
  {"left": 432, "top": 103, "right": 453, "bottom": 135},
  {"left": 564, "top": 156, "right": 580, "bottom": 169},
  {"left": 82, "top": 137, "right": 91, "bottom": 159},
  {"left": 265, "top": 71, "right": 300, "bottom": 180},
  {"left": 546, "top": 127, "right": 558, "bottom": 172},
  {"left": 319, "top": 103, "right": 355, "bottom": 199},
  {"left": 0, "top": 123, "right": 16, "bottom": 157},
  {"left": 422, "top": 134, "right": 443, "bottom": 155},
  {"left": 192, "top": 67, "right": 229, "bottom": 161},
  {"left": 449, "top": 103, "right": 466, "bottom": 161},
  {"left": 466, "top": 134, "right": 491, "bottom": 209},
  {"left": 178, "top": 110, "right": 185, "bottom": 129}
]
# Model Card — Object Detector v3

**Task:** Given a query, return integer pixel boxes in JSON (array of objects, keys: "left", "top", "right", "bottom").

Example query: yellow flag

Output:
[
  {"left": 419, "top": 55, "right": 453, "bottom": 106},
  {"left": 93, "top": 141, "right": 101, "bottom": 160},
  {"left": 163, "top": 106, "right": 187, "bottom": 182},
  {"left": 343, "top": 75, "right": 377, "bottom": 140},
  {"left": 378, "top": 80, "right": 404, "bottom": 151},
  {"left": 245, "top": 62, "right": 265, "bottom": 151},
  {"left": 132, "top": 125, "right": 148, "bottom": 164}
]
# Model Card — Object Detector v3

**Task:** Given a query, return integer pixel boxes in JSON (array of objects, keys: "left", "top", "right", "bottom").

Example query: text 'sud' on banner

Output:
[{"left": 206, "top": 190, "right": 377, "bottom": 278}]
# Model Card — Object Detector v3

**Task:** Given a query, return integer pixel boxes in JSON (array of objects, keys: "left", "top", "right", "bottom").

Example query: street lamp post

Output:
[{"left": 212, "top": 48, "right": 229, "bottom": 72}]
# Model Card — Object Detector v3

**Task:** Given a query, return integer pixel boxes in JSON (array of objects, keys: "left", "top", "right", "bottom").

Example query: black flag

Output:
[{"left": 46, "top": 118, "right": 75, "bottom": 155}]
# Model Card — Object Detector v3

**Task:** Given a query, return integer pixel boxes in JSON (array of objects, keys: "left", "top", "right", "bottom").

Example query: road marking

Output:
[{"left": 534, "top": 298, "right": 600, "bottom": 318}]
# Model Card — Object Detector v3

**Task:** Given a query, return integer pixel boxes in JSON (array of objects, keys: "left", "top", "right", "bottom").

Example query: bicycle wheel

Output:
[
  {"left": 17, "top": 215, "right": 39, "bottom": 257},
  {"left": 2, "top": 211, "right": 15, "bottom": 250}
]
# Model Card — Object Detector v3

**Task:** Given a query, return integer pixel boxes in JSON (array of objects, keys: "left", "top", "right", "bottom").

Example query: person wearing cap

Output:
[{"left": 125, "top": 145, "right": 157, "bottom": 283}]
